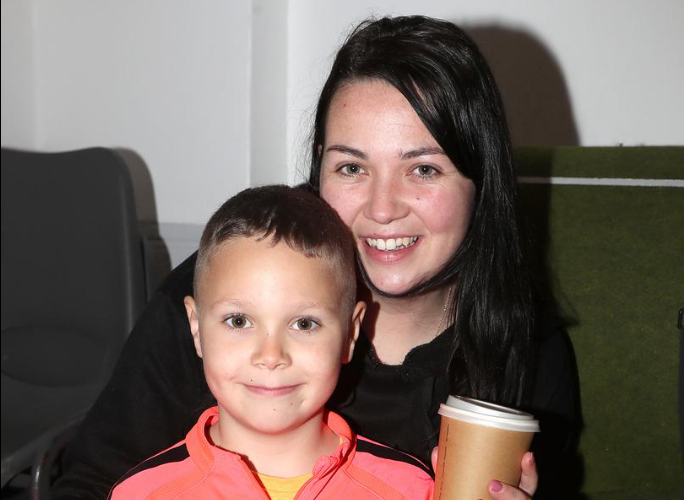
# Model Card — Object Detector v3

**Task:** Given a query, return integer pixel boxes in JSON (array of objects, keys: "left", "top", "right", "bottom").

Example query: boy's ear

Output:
[
  {"left": 184, "top": 296, "right": 203, "bottom": 359},
  {"left": 343, "top": 301, "right": 366, "bottom": 364}
]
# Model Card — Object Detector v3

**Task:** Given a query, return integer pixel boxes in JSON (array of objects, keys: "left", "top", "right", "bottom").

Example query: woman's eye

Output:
[
  {"left": 339, "top": 163, "right": 365, "bottom": 176},
  {"left": 225, "top": 314, "right": 253, "bottom": 329},
  {"left": 413, "top": 164, "right": 438, "bottom": 178},
  {"left": 291, "top": 318, "right": 320, "bottom": 332}
]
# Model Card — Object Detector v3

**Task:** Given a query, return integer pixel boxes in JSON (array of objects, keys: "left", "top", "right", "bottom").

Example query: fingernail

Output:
[
  {"left": 489, "top": 480, "right": 503, "bottom": 492},
  {"left": 529, "top": 452, "right": 535, "bottom": 466}
]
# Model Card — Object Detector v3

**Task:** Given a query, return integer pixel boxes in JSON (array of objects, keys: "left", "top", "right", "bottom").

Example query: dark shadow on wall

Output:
[
  {"left": 463, "top": 25, "right": 579, "bottom": 146},
  {"left": 115, "top": 148, "right": 172, "bottom": 296}
]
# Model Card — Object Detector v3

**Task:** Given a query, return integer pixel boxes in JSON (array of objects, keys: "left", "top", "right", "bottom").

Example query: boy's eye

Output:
[
  {"left": 291, "top": 318, "right": 320, "bottom": 331},
  {"left": 225, "top": 314, "right": 253, "bottom": 329}
]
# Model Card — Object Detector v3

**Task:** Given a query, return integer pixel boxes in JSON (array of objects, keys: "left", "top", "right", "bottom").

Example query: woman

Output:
[
  {"left": 53, "top": 16, "right": 576, "bottom": 500},
  {"left": 311, "top": 16, "right": 574, "bottom": 498}
]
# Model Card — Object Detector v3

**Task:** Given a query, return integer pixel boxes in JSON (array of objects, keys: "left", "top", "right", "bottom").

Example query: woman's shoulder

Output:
[
  {"left": 530, "top": 317, "right": 579, "bottom": 421},
  {"left": 155, "top": 252, "right": 197, "bottom": 302},
  {"left": 534, "top": 320, "right": 574, "bottom": 367},
  {"left": 124, "top": 252, "right": 198, "bottom": 340}
]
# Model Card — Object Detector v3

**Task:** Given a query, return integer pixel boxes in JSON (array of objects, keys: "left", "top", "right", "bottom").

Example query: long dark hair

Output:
[{"left": 308, "top": 16, "right": 534, "bottom": 407}]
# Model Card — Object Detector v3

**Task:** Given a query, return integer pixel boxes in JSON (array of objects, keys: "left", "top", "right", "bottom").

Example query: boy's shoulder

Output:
[
  {"left": 324, "top": 412, "right": 433, "bottom": 499},
  {"left": 346, "top": 434, "right": 434, "bottom": 500},
  {"left": 353, "top": 434, "right": 432, "bottom": 475},
  {"left": 108, "top": 440, "right": 197, "bottom": 499}
]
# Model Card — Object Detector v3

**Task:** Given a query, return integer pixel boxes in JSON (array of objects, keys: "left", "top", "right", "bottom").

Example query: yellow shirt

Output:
[{"left": 257, "top": 472, "right": 313, "bottom": 500}]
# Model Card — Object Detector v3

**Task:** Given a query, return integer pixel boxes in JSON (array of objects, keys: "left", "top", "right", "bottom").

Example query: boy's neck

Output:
[{"left": 210, "top": 409, "right": 340, "bottom": 477}]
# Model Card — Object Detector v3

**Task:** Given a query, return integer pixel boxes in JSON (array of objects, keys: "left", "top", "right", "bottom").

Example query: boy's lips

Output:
[{"left": 243, "top": 384, "right": 300, "bottom": 397}]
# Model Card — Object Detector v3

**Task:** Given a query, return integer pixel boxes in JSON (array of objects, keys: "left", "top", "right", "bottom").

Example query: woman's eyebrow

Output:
[
  {"left": 325, "top": 145, "right": 367, "bottom": 160},
  {"left": 401, "top": 147, "right": 446, "bottom": 159},
  {"left": 325, "top": 145, "right": 445, "bottom": 160}
]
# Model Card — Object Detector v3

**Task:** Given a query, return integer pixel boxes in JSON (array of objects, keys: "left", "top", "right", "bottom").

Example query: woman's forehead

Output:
[{"left": 325, "top": 80, "right": 439, "bottom": 151}]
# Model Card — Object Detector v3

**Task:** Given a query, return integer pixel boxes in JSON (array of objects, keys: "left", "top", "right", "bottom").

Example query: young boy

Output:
[{"left": 109, "top": 185, "right": 434, "bottom": 500}]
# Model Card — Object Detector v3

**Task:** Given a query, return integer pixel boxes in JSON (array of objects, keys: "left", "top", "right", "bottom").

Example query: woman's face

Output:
[{"left": 320, "top": 80, "right": 476, "bottom": 296}]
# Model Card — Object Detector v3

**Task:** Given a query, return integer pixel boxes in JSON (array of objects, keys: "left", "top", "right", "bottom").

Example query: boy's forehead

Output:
[{"left": 200, "top": 235, "right": 347, "bottom": 297}]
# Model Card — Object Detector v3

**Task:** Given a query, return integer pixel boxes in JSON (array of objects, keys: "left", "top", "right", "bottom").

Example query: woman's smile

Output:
[
  {"left": 361, "top": 235, "right": 422, "bottom": 264},
  {"left": 364, "top": 236, "right": 419, "bottom": 251}
]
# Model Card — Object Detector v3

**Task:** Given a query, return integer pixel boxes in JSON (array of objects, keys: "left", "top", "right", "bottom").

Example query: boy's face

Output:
[{"left": 185, "top": 236, "right": 365, "bottom": 439}]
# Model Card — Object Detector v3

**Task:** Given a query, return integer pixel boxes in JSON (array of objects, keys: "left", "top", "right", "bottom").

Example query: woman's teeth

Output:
[{"left": 365, "top": 236, "right": 418, "bottom": 251}]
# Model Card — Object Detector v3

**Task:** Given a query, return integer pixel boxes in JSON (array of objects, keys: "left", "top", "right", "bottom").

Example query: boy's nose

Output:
[{"left": 251, "top": 332, "right": 291, "bottom": 370}]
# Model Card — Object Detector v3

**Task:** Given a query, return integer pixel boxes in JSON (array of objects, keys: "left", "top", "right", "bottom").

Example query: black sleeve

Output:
[
  {"left": 528, "top": 325, "right": 582, "bottom": 500},
  {"left": 51, "top": 254, "right": 213, "bottom": 500}
]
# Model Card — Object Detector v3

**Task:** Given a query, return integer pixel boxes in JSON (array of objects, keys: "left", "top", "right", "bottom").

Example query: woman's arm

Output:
[
  {"left": 51, "top": 255, "right": 213, "bottom": 500},
  {"left": 528, "top": 326, "right": 581, "bottom": 499}
]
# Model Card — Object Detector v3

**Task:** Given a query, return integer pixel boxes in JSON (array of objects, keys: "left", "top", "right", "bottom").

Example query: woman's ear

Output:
[
  {"left": 184, "top": 296, "right": 203, "bottom": 359},
  {"left": 344, "top": 301, "right": 366, "bottom": 364}
]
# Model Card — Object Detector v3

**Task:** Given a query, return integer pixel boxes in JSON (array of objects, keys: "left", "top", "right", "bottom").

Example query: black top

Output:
[{"left": 52, "top": 253, "right": 579, "bottom": 500}]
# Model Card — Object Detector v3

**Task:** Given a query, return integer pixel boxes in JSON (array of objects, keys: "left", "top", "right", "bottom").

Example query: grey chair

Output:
[{"left": 1, "top": 147, "right": 147, "bottom": 491}]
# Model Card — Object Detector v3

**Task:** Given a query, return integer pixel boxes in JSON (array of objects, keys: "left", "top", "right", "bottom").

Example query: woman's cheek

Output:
[{"left": 321, "top": 184, "right": 359, "bottom": 228}]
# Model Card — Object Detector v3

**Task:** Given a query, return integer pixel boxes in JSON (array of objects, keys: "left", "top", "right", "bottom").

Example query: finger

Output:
[
  {"left": 431, "top": 446, "right": 439, "bottom": 472},
  {"left": 487, "top": 480, "right": 531, "bottom": 500},
  {"left": 518, "top": 452, "right": 538, "bottom": 496}
]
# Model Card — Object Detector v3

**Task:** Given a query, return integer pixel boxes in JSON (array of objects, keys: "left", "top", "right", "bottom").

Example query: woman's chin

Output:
[{"left": 364, "top": 275, "right": 418, "bottom": 298}]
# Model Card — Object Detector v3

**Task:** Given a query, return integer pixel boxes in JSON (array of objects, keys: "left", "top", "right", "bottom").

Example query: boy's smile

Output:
[
  {"left": 243, "top": 384, "right": 301, "bottom": 397},
  {"left": 185, "top": 236, "right": 364, "bottom": 449}
]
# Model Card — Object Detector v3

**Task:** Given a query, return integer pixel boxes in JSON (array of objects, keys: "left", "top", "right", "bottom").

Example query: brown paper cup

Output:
[{"left": 434, "top": 396, "right": 539, "bottom": 500}]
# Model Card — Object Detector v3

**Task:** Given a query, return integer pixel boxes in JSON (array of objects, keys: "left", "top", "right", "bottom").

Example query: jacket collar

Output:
[{"left": 186, "top": 406, "right": 357, "bottom": 478}]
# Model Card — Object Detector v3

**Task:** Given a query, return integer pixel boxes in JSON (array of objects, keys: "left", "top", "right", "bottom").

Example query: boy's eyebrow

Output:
[
  {"left": 208, "top": 299, "right": 336, "bottom": 313},
  {"left": 295, "top": 301, "right": 336, "bottom": 312},
  {"left": 208, "top": 298, "right": 253, "bottom": 311}
]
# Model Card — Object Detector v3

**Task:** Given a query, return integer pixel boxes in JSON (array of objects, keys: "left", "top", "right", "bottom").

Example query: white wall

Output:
[
  {"left": 285, "top": 0, "right": 684, "bottom": 183},
  {"left": 3, "top": 0, "right": 253, "bottom": 229},
  {"left": 1, "top": 0, "right": 35, "bottom": 149},
  {"left": 2, "top": 0, "right": 683, "bottom": 268}
]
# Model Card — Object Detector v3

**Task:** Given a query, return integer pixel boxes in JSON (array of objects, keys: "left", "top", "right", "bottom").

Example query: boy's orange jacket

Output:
[{"left": 109, "top": 407, "right": 434, "bottom": 500}]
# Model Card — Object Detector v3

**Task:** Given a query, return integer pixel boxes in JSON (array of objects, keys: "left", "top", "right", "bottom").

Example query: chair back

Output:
[{"left": 1, "top": 147, "right": 146, "bottom": 486}]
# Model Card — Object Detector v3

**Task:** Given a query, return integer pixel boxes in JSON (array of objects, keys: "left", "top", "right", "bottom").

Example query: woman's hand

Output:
[
  {"left": 487, "top": 452, "right": 537, "bottom": 499},
  {"left": 430, "top": 449, "right": 538, "bottom": 499}
]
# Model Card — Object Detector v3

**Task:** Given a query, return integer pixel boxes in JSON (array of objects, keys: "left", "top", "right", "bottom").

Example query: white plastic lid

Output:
[{"left": 438, "top": 395, "right": 540, "bottom": 432}]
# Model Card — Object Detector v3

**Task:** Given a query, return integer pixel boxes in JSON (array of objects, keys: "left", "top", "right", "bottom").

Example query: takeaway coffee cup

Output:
[{"left": 434, "top": 396, "right": 540, "bottom": 500}]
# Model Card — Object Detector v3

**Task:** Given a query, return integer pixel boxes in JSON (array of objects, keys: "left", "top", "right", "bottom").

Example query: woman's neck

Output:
[{"left": 362, "top": 286, "right": 452, "bottom": 365}]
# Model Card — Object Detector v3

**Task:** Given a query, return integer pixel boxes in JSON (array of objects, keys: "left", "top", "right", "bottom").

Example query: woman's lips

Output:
[
  {"left": 360, "top": 236, "right": 421, "bottom": 263},
  {"left": 244, "top": 385, "right": 300, "bottom": 397},
  {"left": 365, "top": 236, "right": 418, "bottom": 251}
]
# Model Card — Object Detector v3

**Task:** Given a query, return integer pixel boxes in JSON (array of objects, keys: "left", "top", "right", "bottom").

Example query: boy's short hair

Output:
[{"left": 194, "top": 185, "right": 357, "bottom": 314}]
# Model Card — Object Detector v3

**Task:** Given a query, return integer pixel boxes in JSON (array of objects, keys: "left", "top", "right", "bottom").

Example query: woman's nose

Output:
[
  {"left": 363, "top": 175, "right": 409, "bottom": 224},
  {"left": 251, "top": 332, "right": 291, "bottom": 370}
]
